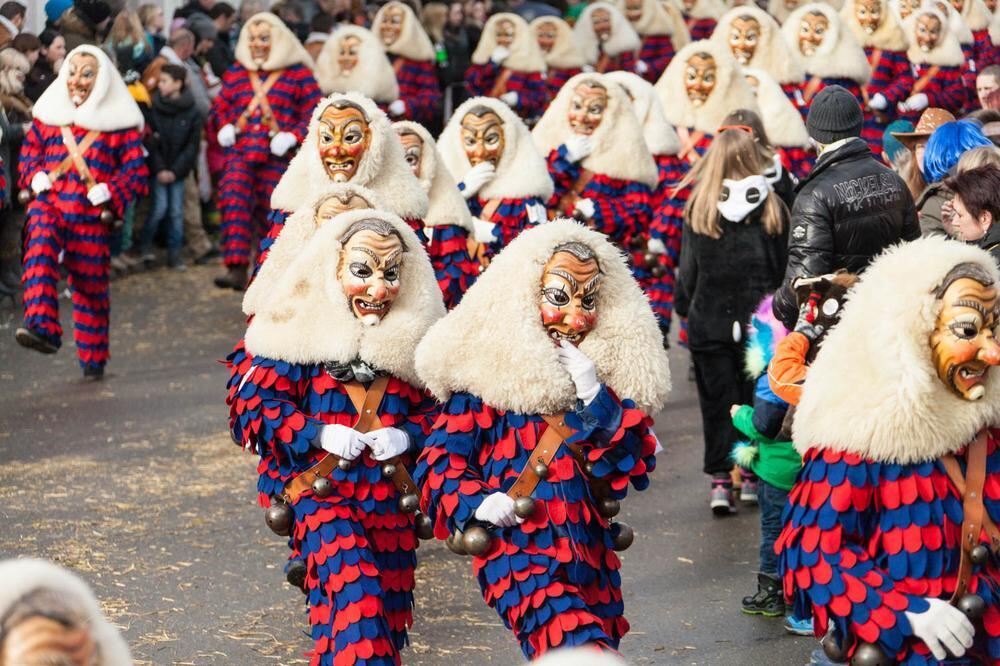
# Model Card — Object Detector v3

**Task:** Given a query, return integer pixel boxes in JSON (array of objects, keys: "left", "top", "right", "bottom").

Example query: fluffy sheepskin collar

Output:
[
  {"left": 574, "top": 2, "right": 643, "bottom": 62},
  {"left": 270, "top": 93, "right": 428, "bottom": 220},
  {"left": 782, "top": 3, "right": 872, "bottom": 83},
  {"left": 674, "top": 0, "right": 727, "bottom": 21},
  {"left": 0, "top": 559, "right": 133, "bottom": 666},
  {"left": 372, "top": 2, "right": 436, "bottom": 62},
  {"left": 393, "top": 120, "right": 474, "bottom": 232},
  {"left": 744, "top": 67, "right": 811, "bottom": 147},
  {"left": 234, "top": 12, "right": 314, "bottom": 71},
  {"left": 840, "top": 0, "right": 909, "bottom": 50},
  {"left": 472, "top": 13, "right": 547, "bottom": 73},
  {"left": 938, "top": 0, "right": 975, "bottom": 44},
  {"left": 794, "top": 237, "right": 1000, "bottom": 464},
  {"left": 315, "top": 25, "right": 400, "bottom": 102},
  {"left": 245, "top": 209, "right": 445, "bottom": 386},
  {"left": 416, "top": 219, "right": 670, "bottom": 414},
  {"left": 711, "top": 6, "right": 806, "bottom": 84},
  {"left": 991, "top": 7, "right": 1000, "bottom": 44},
  {"left": 618, "top": 0, "right": 683, "bottom": 36},
  {"left": 905, "top": 8, "right": 966, "bottom": 66},
  {"left": 767, "top": 0, "right": 806, "bottom": 25},
  {"left": 961, "top": 0, "right": 991, "bottom": 32},
  {"left": 438, "top": 96, "right": 554, "bottom": 200},
  {"left": 531, "top": 16, "right": 587, "bottom": 69},
  {"left": 33, "top": 45, "right": 144, "bottom": 132},
  {"left": 656, "top": 39, "right": 760, "bottom": 134},
  {"left": 533, "top": 72, "right": 659, "bottom": 187},
  {"left": 605, "top": 70, "right": 682, "bottom": 155}
]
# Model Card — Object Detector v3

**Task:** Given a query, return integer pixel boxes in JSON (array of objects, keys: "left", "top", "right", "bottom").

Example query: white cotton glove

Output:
[
  {"left": 490, "top": 45, "right": 510, "bottom": 64},
  {"left": 86, "top": 183, "right": 111, "bottom": 206},
  {"left": 460, "top": 162, "right": 496, "bottom": 199},
  {"left": 563, "top": 135, "right": 593, "bottom": 163},
  {"left": 574, "top": 197, "right": 596, "bottom": 220},
  {"left": 217, "top": 123, "right": 237, "bottom": 147},
  {"left": 500, "top": 91, "right": 518, "bottom": 107},
  {"left": 905, "top": 598, "right": 975, "bottom": 661},
  {"left": 318, "top": 423, "right": 372, "bottom": 461},
  {"left": 30, "top": 171, "right": 52, "bottom": 195},
  {"left": 270, "top": 131, "right": 298, "bottom": 157},
  {"left": 388, "top": 99, "right": 406, "bottom": 116},
  {"left": 869, "top": 93, "right": 888, "bottom": 111},
  {"left": 647, "top": 237, "right": 668, "bottom": 255},
  {"left": 557, "top": 339, "right": 600, "bottom": 405},
  {"left": 635, "top": 59, "right": 649, "bottom": 75},
  {"left": 475, "top": 492, "right": 522, "bottom": 527},
  {"left": 366, "top": 427, "right": 410, "bottom": 461},
  {"left": 899, "top": 93, "right": 929, "bottom": 114},
  {"left": 473, "top": 217, "right": 497, "bottom": 243}
]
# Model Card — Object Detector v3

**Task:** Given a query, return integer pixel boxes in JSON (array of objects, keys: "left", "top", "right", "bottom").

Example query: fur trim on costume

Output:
[
  {"left": 533, "top": 72, "right": 659, "bottom": 187},
  {"left": 840, "top": 0, "right": 909, "bottom": 50},
  {"left": 415, "top": 219, "right": 671, "bottom": 414},
  {"left": 372, "top": 2, "right": 436, "bottom": 62},
  {"left": 991, "top": 7, "right": 1000, "bottom": 44},
  {"left": 744, "top": 293, "right": 788, "bottom": 378},
  {"left": 270, "top": 93, "right": 428, "bottom": 219},
  {"left": 33, "top": 45, "right": 144, "bottom": 132},
  {"left": 393, "top": 120, "right": 474, "bottom": 232},
  {"left": 732, "top": 441, "right": 759, "bottom": 468},
  {"left": 940, "top": 0, "right": 975, "bottom": 44},
  {"left": 767, "top": 0, "right": 806, "bottom": 25},
  {"left": 472, "top": 13, "right": 547, "bottom": 73},
  {"left": 315, "top": 26, "right": 400, "bottom": 102},
  {"left": 618, "top": 0, "right": 682, "bottom": 36},
  {"left": 604, "top": 70, "right": 682, "bottom": 155},
  {"left": 793, "top": 236, "right": 1000, "bottom": 464},
  {"left": 244, "top": 183, "right": 384, "bottom": 316},
  {"left": 234, "top": 12, "right": 314, "bottom": 71},
  {"left": 745, "top": 67, "right": 811, "bottom": 147},
  {"left": 531, "top": 16, "right": 587, "bottom": 69},
  {"left": 655, "top": 40, "right": 760, "bottom": 134},
  {"left": 781, "top": 3, "right": 872, "bottom": 83},
  {"left": 438, "top": 96, "right": 554, "bottom": 200},
  {"left": 0, "top": 559, "right": 132, "bottom": 666},
  {"left": 712, "top": 6, "right": 806, "bottom": 84},
  {"left": 672, "top": 0, "right": 727, "bottom": 20},
  {"left": 905, "top": 8, "right": 965, "bottom": 66},
  {"left": 574, "top": 2, "right": 643, "bottom": 62},
  {"left": 962, "top": 0, "right": 991, "bottom": 32},
  {"left": 245, "top": 209, "right": 445, "bottom": 386},
  {"left": 663, "top": 2, "right": 694, "bottom": 47}
]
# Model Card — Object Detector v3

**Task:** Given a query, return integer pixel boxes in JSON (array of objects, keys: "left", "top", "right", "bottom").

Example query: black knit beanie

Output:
[
  {"left": 74, "top": 0, "right": 112, "bottom": 26},
  {"left": 806, "top": 85, "right": 864, "bottom": 144}
]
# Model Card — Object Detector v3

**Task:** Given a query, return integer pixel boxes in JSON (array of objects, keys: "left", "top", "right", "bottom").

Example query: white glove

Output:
[
  {"left": 905, "top": 598, "right": 974, "bottom": 661},
  {"left": 563, "top": 135, "right": 593, "bottom": 163},
  {"left": 557, "top": 339, "right": 600, "bottom": 405},
  {"left": 647, "top": 237, "right": 668, "bottom": 255},
  {"left": 269, "top": 131, "right": 298, "bottom": 157},
  {"left": 388, "top": 99, "right": 406, "bottom": 116},
  {"left": 500, "top": 91, "right": 518, "bottom": 107},
  {"left": 460, "top": 162, "right": 496, "bottom": 199},
  {"left": 86, "top": 183, "right": 111, "bottom": 206},
  {"left": 30, "top": 171, "right": 52, "bottom": 195},
  {"left": 217, "top": 123, "right": 237, "bottom": 147},
  {"left": 574, "top": 197, "right": 595, "bottom": 220},
  {"left": 366, "top": 427, "right": 410, "bottom": 461},
  {"left": 635, "top": 59, "right": 649, "bottom": 75},
  {"left": 869, "top": 93, "right": 888, "bottom": 111},
  {"left": 318, "top": 423, "right": 372, "bottom": 461},
  {"left": 473, "top": 217, "right": 497, "bottom": 243},
  {"left": 899, "top": 92, "right": 929, "bottom": 113},
  {"left": 474, "top": 492, "right": 522, "bottom": 527},
  {"left": 490, "top": 45, "right": 510, "bottom": 64}
]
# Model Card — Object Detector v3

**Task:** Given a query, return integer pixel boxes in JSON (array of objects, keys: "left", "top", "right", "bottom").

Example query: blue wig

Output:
[{"left": 922, "top": 120, "right": 993, "bottom": 183}]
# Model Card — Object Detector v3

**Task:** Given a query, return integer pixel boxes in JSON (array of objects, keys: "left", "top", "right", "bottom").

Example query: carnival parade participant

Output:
[
  {"left": 618, "top": 0, "right": 690, "bottom": 82},
  {"left": 227, "top": 207, "right": 445, "bottom": 666},
  {"left": 16, "top": 45, "right": 147, "bottom": 379},
  {"left": 777, "top": 236, "right": 1000, "bottom": 664},
  {"left": 393, "top": 120, "right": 479, "bottom": 308},
  {"left": 466, "top": 13, "right": 548, "bottom": 121},
  {"left": 898, "top": 6, "right": 969, "bottom": 121},
  {"left": 314, "top": 26, "right": 399, "bottom": 106},
  {"left": 743, "top": 67, "right": 814, "bottom": 178},
  {"left": 532, "top": 17, "right": 586, "bottom": 101},
  {"left": 933, "top": 0, "right": 986, "bottom": 97},
  {"left": 414, "top": 219, "right": 670, "bottom": 659},
  {"left": 574, "top": 2, "right": 643, "bottom": 74},
  {"left": 675, "top": 0, "right": 726, "bottom": 41},
  {"left": 438, "top": 96, "right": 552, "bottom": 255},
  {"left": 372, "top": 2, "right": 442, "bottom": 127},
  {"left": 211, "top": 12, "right": 321, "bottom": 291}
]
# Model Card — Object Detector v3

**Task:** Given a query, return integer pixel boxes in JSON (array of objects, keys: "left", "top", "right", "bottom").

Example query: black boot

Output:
[
  {"left": 741, "top": 572, "right": 785, "bottom": 617},
  {"left": 285, "top": 558, "right": 307, "bottom": 594},
  {"left": 214, "top": 264, "right": 247, "bottom": 291},
  {"left": 15, "top": 327, "right": 58, "bottom": 354},
  {"left": 82, "top": 365, "right": 105, "bottom": 381}
]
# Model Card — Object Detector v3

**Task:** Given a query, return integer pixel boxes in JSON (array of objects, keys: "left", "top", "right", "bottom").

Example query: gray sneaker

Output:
[{"left": 710, "top": 482, "right": 734, "bottom": 515}]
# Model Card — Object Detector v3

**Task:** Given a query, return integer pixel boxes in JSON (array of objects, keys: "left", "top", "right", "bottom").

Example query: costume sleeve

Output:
[
  {"left": 767, "top": 332, "right": 811, "bottom": 406},
  {"left": 383, "top": 380, "right": 438, "bottom": 454},
  {"left": 589, "top": 180, "right": 651, "bottom": 243},
  {"left": 732, "top": 404, "right": 765, "bottom": 441},
  {"left": 212, "top": 67, "right": 238, "bottom": 127},
  {"left": 398, "top": 60, "right": 442, "bottom": 127},
  {"left": 106, "top": 128, "right": 150, "bottom": 217},
  {"left": 673, "top": 223, "right": 696, "bottom": 318},
  {"left": 18, "top": 120, "right": 44, "bottom": 191},
  {"left": 290, "top": 65, "right": 322, "bottom": 142},
  {"left": 924, "top": 66, "right": 968, "bottom": 114},
  {"left": 545, "top": 145, "right": 581, "bottom": 204},
  {"left": 878, "top": 52, "right": 914, "bottom": 105},
  {"left": 511, "top": 72, "right": 547, "bottom": 119},
  {"left": 465, "top": 62, "right": 498, "bottom": 96}
]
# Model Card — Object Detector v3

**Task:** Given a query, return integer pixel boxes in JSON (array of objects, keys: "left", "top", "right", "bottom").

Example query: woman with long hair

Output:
[{"left": 674, "top": 127, "right": 789, "bottom": 515}]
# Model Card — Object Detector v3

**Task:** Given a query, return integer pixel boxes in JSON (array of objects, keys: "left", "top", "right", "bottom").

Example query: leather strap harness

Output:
[
  {"left": 50, "top": 127, "right": 100, "bottom": 189},
  {"left": 466, "top": 198, "right": 503, "bottom": 269},
  {"left": 550, "top": 169, "right": 594, "bottom": 220},
  {"left": 236, "top": 70, "right": 283, "bottom": 136}
]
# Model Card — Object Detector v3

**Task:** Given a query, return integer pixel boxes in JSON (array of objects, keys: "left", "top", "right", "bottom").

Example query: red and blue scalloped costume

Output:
[
  {"left": 424, "top": 224, "right": 479, "bottom": 309},
  {"left": 465, "top": 193, "right": 547, "bottom": 254},
  {"left": 779, "top": 146, "right": 814, "bottom": 180},
  {"left": 213, "top": 64, "right": 322, "bottom": 269},
  {"left": 900, "top": 63, "right": 968, "bottom": 122},
  {"left": 684, "top": 16, "right": 717, "bottom": 41},
  {"left": 19, "top": 120, "right": 148, "bottom": 371},
  {"left": 637, "top": 35, "right": 676, "bottom": 82},
  {"left": 226, "top": 340, "right": 437, "bottom": 666},
  {"left": 388, "top": 56, "right": 442, "bottom": 127},
  {"left": 415, "top": 386, "right": 658, "bottom": 659},
  {"left": 776, "top": 433, "right": 1000, "bottom": 664},
  {"left": 861, "top": 48, "right": 913, "bottom": 156},
  {"left": 465, "top": 64, "right": 548, "bottom": 120},
  {"left": 543, "top": 67, "right": 583, "bottom": 102},
  {"left": 594, "top": 50, "right": 638, "bottom": 73}
]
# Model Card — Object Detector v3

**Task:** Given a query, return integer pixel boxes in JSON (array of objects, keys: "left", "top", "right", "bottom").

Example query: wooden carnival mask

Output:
[
  {"left": 798, "top": 11, "right": 829, "bottom": 56},
  {"left": 591, "top": 8, "right": 613, "bottom": 42},
  {"left": 536, "top": 20, "right": 558, "bottom": 52},
  {"left": 380, "top": 5, "right": 405, "bottom": 46},
  {"left": 684, "top": 52, "right": 716, "bottom": 107},
  {"left": 682, "top": 0, "right": 697, "bottom": 12},
  {"left": 855, "top": 0, "right": 883, "bottom": 34},
  {"left": 898, "top": 0, "right": 922, "bottom": 19},
  {"left": 540, "top": 244, "right": 602, "bottom": 345},
  {"left": 568, "top": 81, "right": 609, "bottom": 135},
  {"left": 317, "top": 103, "right": 372, "bottom": 182},
  {"left": 337, "top": 35, "right": 362, "bottom": 74},
  {"left": 915, "top": 12, "right": 943, "bottom": 52},
  {"left": 951, "top": 0, "right": 965, "bottom": 13},
  {"left": 495, "top": 18, "right": 516, "bottom": 47},
  {"left": 338, "top": 221, "right": 406, "bottom": 326},
  {"left": 460, "top": 108, "right": 505, "bottom": 167},
  {"left": 66, "top": 52, "right": 98, "bottom": 107},
  {"left": 315, "top": 193, "right": 373, "bottom": 228},
  {"left": 985, "top": 0, "right": 996, "bottom": 12},
  {"left": 728, "top": 15, "right": 761, "bottom": 65},
  {"left": 396, "top": 129, "right": 424, "bottom": 178},
  {"left": 625, "top": 0, "right": 643, "bottom": 23},
  {"left": 248, "top": 20, "right": 272, "bottom": 66}
]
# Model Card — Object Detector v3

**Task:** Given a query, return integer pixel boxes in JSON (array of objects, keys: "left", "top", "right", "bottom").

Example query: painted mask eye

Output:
[
  {"left": 951, "top": 319, "right": 981, "bottom": 339},
  {"left": 384, "top": 265, "right": 400, "bottom": 282},
  {"left": 582, "top": 294, "right": 598, "bottom": 310},
  {"left": 544, "top": 287, "right": 570, "bottom": 306},
  {"left": 350, "top": 262, "right": 373, "bottom": 279}
]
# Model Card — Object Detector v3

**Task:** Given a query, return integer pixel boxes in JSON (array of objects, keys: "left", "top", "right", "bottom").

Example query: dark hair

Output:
[
  {"left": 11, "top": 32, "right": 40, "bottom": 53},
  {"left": 945, "top": 165, "right": 1000, "bottom": 229},
  {"left": 159, "top": 63, "right": 188, "bottom": 88},
  {"left": 965, "top": 109, "right": 1000, "bottom": 125},
  {"left": 0, "top": 2, "right": 24, "bottom": 21},
  {"left": 208, "top": 2, "right": 236, "bottom": 19},
  {"left": 309, "top": 11, "right": 336, "bottom": 33},
  {"left": 39, "top": 28, "right": 60, "bottom": 48}
]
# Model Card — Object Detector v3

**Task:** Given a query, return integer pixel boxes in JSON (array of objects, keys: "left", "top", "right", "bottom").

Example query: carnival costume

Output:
[
  {"left": 744, "top": 67, "right": 814, "bottom": 178},
  {"left": 315, "top": 26, "right": 399, "bottom": 106},
  {"left": 574, "top": 3, "right": 643, "bottom": 74},
  {"left": 467, "top": 13, "right": 548, "bottom": 121},
  {"left": 618, "top": 0, "right": 690, "bottom": 82},
  {"left": 531, "top": 17, "right": 586, "bottom": 101},
  {"left": 937, "top": 0, "right": 984, "bottom": 100},
  {"left": 674, "top": 0, "right": 726, "bottom": 41},
  {"left": 372, "top": 2, "right": 442, "bottom": 127},
  {"left": 898, "top": 7, "right": 969, "bottom": 121}
]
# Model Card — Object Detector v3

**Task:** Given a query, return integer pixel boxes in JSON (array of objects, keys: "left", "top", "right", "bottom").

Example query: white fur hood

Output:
[
  {"left": 393, "top": 120, "right": 474, "bottom": 231},
  {"left": 416, "top": 219, "right": 671, "bottom": 414},
  {"left": 234, "top": 12, "right": 314, "bottom": 71},
  {"left": 575, "top": 2, "right": 643, "bottom": 62},
  {"left": 315, "top": 25, "right": 400, "bottom": 102},
  {"left": 744, "top": 67, "right": 811, "bottom": 147},
  {"left": 767, "top": 0, "right": 805, "bottom": 25},
  {"left": 711, "top": 6, "right": 806, "bottom": 84},
  {"left": 673, "top": 0, "right": 727, "bottom": 20},
  {"left": 373, "top": 2, "right": 436, "bottom": 62},
  {"left": 905, "top": 8, "right": 966, "bottom": 66},
  {"left": 439, "top": 96, "right": 554, "bottom": 200},
  {"left": 270, "top": 93, "right": 428, "bottom": 220},
  {"left": 840, "top": 0, "right": 909, "bottom": 51},
  {"left": 245, "top": 209, "right": 445, "bottom": 386},
  {"left": 782, "top": 3, "right": 872, "bottom": 83},
  {"left": 962, "top": 0, "right": 991, "bottom": 32},
  {"left": 604, "top": 71, "right": 682, "bottom": 155},
  {"left": 33, "top": 45, "right": 144, "bottom": 132},
  {"left": 794, "top": 237, "right": 1000, "bottom": 464},
  {"left": 617, "top": 0, "right": 682, "bottom": 36},
  {"left": 532, "top": 16, "right": 587, "bottom": 69},
  {"left": 472, "top": 13, "right": 547, "bottom": 73}
]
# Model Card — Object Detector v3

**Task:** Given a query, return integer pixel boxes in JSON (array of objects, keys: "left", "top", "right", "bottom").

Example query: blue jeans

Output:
[
  {"left": 140, "top": 180, "right": 185, "bottom": 255},
  {"left": 758, "top": 479, "right": 788, "bottom": 576}
]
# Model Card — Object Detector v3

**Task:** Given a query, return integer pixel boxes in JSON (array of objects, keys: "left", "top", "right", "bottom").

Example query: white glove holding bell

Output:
[
  {"left": 475, "top": 491, "right": 522, "bottom": 527},
  {"left": 30, "top": 171, "right": 52, "bottom": 195},
  {"left": 905, "top": 93, "right": 929, "bottom": 112},
  {"left": 647, "top": 237, "right": 668, "bottom": 255},
  {"left": 217, "top": 123, "right": 237, "bottom": 147},
  {"left": 557, "top": 339, "right": 600, "bottom": 405},
  {"left": 635, "top": 59, "right": 649, "bottom": 75},
  {"left": 367, "top": 427, "right": 410, "bottom": 461},
  {"left": 868, "top": 93, "right": 888, "bottom": 111},
  {"left": 563, "top": 135, "right": 593, "bottom": 163},
  {"left": 86, "top": 183, "right": 111, "bottom": 207},
  {"left": 269, "top": 131, "right": 298, "bottom": 157},
  {"left": 318, "top": 423, "right": 372, "bottom": 461},
  {"left": 388, "top": 99, "right": 406, "bottom": 116},
  {"left": 500, "top": 91, "right": 518, "bottom": 107},
  {"left": 904, "top": 597, "right": 974, "bottom": 661},
  {"left": 490, "top": 46, "right": 510, "bottom": 64},
  {"left": 473, "top": 217, "right": 497, "bottom": 243},
  {"left": 460, "top": 162, "right": 496, "bottom": 199},
  {"left": 574, "top": 197, "right": 596, "bottom": 220}
]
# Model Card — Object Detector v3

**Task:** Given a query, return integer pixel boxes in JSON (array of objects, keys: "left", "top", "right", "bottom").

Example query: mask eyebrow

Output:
[
  {"left": 955, "top": 299, "right": 990, "bottom": 319},
  {"left": 548, "top": 269, "right": 578, "bottom": 290},
  {"left": 583, "top": 274, "right": 602, "bottom": 294}
]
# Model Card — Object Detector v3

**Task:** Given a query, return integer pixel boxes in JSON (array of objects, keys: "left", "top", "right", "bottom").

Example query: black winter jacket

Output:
[
  {"left": 147, "top": 89, "right": 203, "bottom": 180},
  {"left": 978, "top": 222, "right": 1000, "bottom": 267},
  {"left": 772, "top": 138, "right": 919, "bottom": 328}
]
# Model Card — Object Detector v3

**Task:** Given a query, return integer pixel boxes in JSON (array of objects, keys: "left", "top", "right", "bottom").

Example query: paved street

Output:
[{"left": 0, "top": 263, "right": 813, "bottom": 665}]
